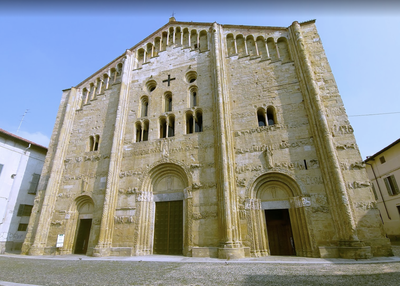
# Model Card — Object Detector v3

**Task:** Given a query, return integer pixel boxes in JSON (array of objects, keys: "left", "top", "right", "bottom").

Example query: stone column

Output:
[
  {"left": 211, "top": 23, "right": 244, "bottom": 259},
  {"left": 92, "top": 51, "right": 133, "bottom": 257},
  {"left": 22, "top": 88, "right": 80, "bottom": 255},
  {"left": 289, "top": 21, "right": 369, "bottom": 258}
]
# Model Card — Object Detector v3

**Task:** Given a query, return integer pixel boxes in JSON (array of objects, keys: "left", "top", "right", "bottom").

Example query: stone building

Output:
[
  {"left": 22, "top": 18, "right": 392, "bottom": 259},
  {"left": 0, "top": 128, "right": 47, "bottom": 253},
  {"left": 365, "top": 139, "right": 400, "bottom": 242}
]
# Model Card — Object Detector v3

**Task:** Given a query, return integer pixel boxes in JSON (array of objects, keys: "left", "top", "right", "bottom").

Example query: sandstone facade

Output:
[{"left": 22, "top": 18, "right": 392, "bottom": 259}]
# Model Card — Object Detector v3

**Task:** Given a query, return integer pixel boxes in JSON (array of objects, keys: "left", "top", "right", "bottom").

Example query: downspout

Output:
[{"left": 365, "top": 161, "right": 391, "bottom": 220}]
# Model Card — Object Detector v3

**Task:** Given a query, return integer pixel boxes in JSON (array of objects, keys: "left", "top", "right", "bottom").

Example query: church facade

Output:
[{"left": 22, "top": 18, "right": 392, "bottom": 259}]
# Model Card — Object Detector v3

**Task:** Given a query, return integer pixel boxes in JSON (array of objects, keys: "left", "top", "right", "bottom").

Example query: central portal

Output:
[{"left": 154, "top": 200, "right": 183, "bottom": 255}]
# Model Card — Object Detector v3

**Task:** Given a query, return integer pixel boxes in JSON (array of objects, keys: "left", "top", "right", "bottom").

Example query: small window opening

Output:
[
  {"left": 186, "top": 113, "right": 194, "bottom": 134},
  {"left": 94, "top": 135, "right": 100, "bottom": 151},
  {"left": 379, "top": 156, "right": 386, "bottom": 164},
  {"left": 160, "top": 117, "right": 167, "bottom": 138},
  {"left": 267, "top": 107, "right": 275, "bottom": 125},
  {"left": 257, "top": 109, "right": 266, "bottom": 127},
  {"left": 168, "top": 116, "right": 175, "bottom": 137},
  {"left": 143, "top": 121, "right": 149, "bottom": 141},
  {"left": 195, "top": 112, "right": 203, "bottom": 132},
  {"left": 136, "top": 123, "right": 142, "bottom": 142}
]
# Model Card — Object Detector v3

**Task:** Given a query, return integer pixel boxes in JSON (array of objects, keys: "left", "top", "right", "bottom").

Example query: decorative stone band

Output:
[
  {"left": 245, "top": 199, "right": 261, "bottom": 210},
  {"left": 184, "top": 187, "right": 193, "bottom": 199}
]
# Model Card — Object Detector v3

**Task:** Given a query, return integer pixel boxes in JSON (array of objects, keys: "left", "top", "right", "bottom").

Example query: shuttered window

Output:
[
  {"left": 28, "top": 173, "right": 40, "bottom": 194},
  {"left": 17, "top": 204, "right": 33, "bottom": 216},
  {"left": 384, "top": 175, "right": 400, "bottom": 196}
]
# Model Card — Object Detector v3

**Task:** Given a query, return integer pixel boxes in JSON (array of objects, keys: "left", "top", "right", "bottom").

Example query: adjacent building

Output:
[
  {"left": 22, "top": 18, "right": 392, "bottom": 259},
  {"left": 365, "top": 139, "right": 400, "bottom": 242},
  {"left": 0, "top": 128, "right": 47, "bottom": 253}
]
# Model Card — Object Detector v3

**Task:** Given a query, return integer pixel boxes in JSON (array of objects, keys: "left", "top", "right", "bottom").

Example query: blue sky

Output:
[{"left": 0, "top": 1, "right": 399, "bottom": 159}]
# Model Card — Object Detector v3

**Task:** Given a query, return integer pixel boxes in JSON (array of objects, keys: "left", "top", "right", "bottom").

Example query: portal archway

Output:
[
  {"left": 134, "top": 162, "right": 192, "bottom": 256},
  {"left": 247, "top": 172, "right": 314, "bottom": 257}
]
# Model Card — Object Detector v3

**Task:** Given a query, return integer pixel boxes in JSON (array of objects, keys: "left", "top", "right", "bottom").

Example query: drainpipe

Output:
[{"left": 365, "top": 161, "right": 391, "bottom": 220}]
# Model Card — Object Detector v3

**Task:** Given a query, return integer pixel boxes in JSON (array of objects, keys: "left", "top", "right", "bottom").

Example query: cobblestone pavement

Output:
[{"left": 1, "top": 247, "right": 400, "bottom": 286}]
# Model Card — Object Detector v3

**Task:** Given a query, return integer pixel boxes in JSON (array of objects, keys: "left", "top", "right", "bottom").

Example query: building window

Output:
[
  {"left": 165, "top": 92, "right": 172, "bottom": 112},
  {"left": 397, "top": 206, "right": 400, "bottom": 218},
  {"left": 257, "top": 108, "right": 266, "bottom": 127},
  {"left": 379, "top": 156, "right": 386, "bottom": 164},
  {"left": 135, "top": 122, "right": 142, "bottom": 142},
  {"left": 195, "top": 110, "right": 203, "bottom": 132},
  {"left": 186, "top": 112, "right": 194, "bottom": 134},
  {"left": 189, "top": 86, "right": 198, "bottom": 107},
  {"left": 18, "top": 223, "right": 28, "bottom": 231},
  {"left": 266, "top": 106, "right": 276, "bottom": 126},
  {"left": 28, "top": 173, "right": 40, "bottom": 194},
  {"left": 384, "top": 175, "right": 400, "bottom": 196},
  {"left": 160, "top": 117, "right": 167, "bottom": 138},
  {"left": 17, "top": 204, "right": 33, "bottom": 217},
  {"left": 168, "top": 115, "right": 175, "bottom": 137},
  {"left": 89, "top": 135, "right": 100, "bottom": 151},
  {"left": 140, "top": 96, "right": 149, "bottom": 117}
]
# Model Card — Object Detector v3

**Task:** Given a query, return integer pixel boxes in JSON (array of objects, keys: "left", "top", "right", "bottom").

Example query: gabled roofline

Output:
[
  {"left": 73, "top": 19, "right": 312, "bottom": 89},
  {"left": 0, "top": 128, "right": 48, "bottom": 151},
  {"left": 364, "top": 138, "right": 400, "bottom": 163}
]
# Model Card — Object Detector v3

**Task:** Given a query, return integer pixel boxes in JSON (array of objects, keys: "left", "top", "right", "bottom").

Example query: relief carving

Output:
[
  {"left": 114, "top": 216, "right": 135, "bottom": 224},
  {"left": 332, "top": 124, "right": 354, "bottom": 137},
  {"left": 245, "top": 198, "right": 261, "bottom": 210},
  {"left": 263, "top": 146, "right": 274, "bottom": 169},
  {"left": 192, "top": 211, "right": 218, "bottom": 220},
  {"left": 354, "top": 201, "right": 377, "bottom": 210},
  {"left": 347, "top": 181, "right": 371, "bottom": 189},
  {"left": 336, "top": 143, "right": 357, "bottom": 150}
]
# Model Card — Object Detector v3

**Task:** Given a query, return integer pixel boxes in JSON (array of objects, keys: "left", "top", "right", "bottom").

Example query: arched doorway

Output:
[
  {"left": 74, "top": 196, "right": 94, "bottom": 254},
  {"left": 153, "top": 173, "right": 185, "bottom": 255},
  {"left": 247, "top": 172, "right": 314, "bottom": 257},
  {"left": 134, "top": 162, "right": 192, "bottom": 256}
]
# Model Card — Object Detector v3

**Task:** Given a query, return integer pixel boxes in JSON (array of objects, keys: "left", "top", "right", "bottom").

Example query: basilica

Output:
[{"left": 22, "top": 18, "right": 392, "bottom": 259}]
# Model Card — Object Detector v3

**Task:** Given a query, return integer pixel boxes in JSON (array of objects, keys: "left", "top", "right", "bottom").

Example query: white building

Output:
[
  {"left": 365, "top": 138, "right": 400, "bottom": 242},
  {"left": 0, "top": 128, "right": 47, "bottom": 253}
]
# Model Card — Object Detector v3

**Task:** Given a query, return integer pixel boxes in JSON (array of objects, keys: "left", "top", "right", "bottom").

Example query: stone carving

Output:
[
  {"left": 161, "top": 139, "right": 170, "bottom": 158},
  {"left": 293, "top": 196, "right": 311, "bottom": 208},
  {"left": 235, "top": 139, "right": 313, "bottom": 155},
  {"left": 118, "top": 187, "right": 137, "bottom": 194},
  {"left": 245, "top": 199, "right": 261, "bottom": 210},
  {"left": 81, "top": 176, "right": 89, "bottom": 193},
  {"left": 136, "top": 191, "right": 153, "bottom": 202},
  {"left": 312, "top": 206, "right": 329, "bottom": 213},
  {"left": 341, "top": 161, "right": 366, "bottom": 170},
  {"left": 299, "top": 176, "right": 324, "bottom": 185},
  {"left": 119, "top": 170, "right": 143, "bottom": 178},
  {"left": 51, "top": 220, "right": 63, "bottom": 226},
  {"left": 114, "top": 216, "right": 135, "bottom": 224},
  {"left": 347, "top": 181, "right": 371, "bottom": 189},
  {"left": 263, "top": 147, "right": 274, "bottom": 169},
  {"left": 236, "top": 177, "right": 247, "bottom": 187},
  {"left": 332, "top": 124, "right": 354, "bottom": 136},
  {"left": 192, "top": 183, "right": 202, "bottom": 189},
  {"left": 184, "top": 187, "right": 193, "bottom": 199},
  {"left": 336, "top": 143, "right": 357, "bottom": 150}
]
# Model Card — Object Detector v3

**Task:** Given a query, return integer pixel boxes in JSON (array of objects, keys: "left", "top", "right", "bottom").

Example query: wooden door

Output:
[
  {"left": 265, "top": 209, "right": 295, "bottom": 256},
  {"left": 154, "top": 200, "right": 183, "bottom": 255}
]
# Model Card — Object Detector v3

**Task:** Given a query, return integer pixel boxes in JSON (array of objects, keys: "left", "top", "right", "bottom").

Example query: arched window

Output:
[
  {"left": 154, "top": 37, "right": 161, "bottom": 57},
  {"left": 141, "top": 96, "right": 149, "bottom": 117},
  {"left": 267, "top": 38, "right": 278, "bottom": 61},
  {"left": 267, "top": 106, "right": 276, "bottom": 126},
  {"left": 89, "top": 135, "right": 100, "bottom": 151},
  {"left": 168, "top": 115, "right": 175, "bottom": 137},
  {"left": 96, "top": 78, "right": 102, "bottom": 95},
  {"left": 81, "top": 88, "right": 89, "bottom": 107},
  {"left": 246, "top": 35, "right": 257, "bottom": 57},
  {"left": 256, "top": 36, "right": 268, "bottom": 60},
  {"left": 191, "top": 29, "right": 198, "bottom": 49},
  {"left": 175, "top": 27, "right": 182, "bottom": 46},
  {"left": 136, "top": 122, "right": 142, "bottom": 142},
  {"left": 137, "top": 48, "right": 145, "bottom": 69},
  {"left": 165, "top": 92, "right": 172, "bottom": 112},
  {"left": 257, "top": 108, "right": 266, "bottom": 127},
  {"left": 110, "top": 68, "right": 117, "bottom": 84},
  {"left": 169, "top": 27, "right": 174, "bottom": 46},
  {"left": 146, "top": 43, "right": 153, "bottom": 61},
  {"left": 199, "top": 30, "right": 208, "bottom": 52},
  {"left": 94, "top": 135, "right": 100, "bottom": 151},
  {"left": 226, "top": 34, "right": 236, "bottom": 56},
  {"left": 236, "top": 35, "right": 246, "bottom": 57},
  {"left": 160, "top": 117, "right": 167, "bottom": 138},
  {"left": 277, "top": 37, "right": 291, "bottom": 62},
  {"left": 183, "top": 28, "right": 189, "bottom": 48},
  {"left": 195, "top": 110, "right": 203, "bottom": 132},
  {"left": 116, "top": 63, "right": 123, "bottom": 76},
  {"left": 102, "top": 74, "right": 109, "bottom": 92},
  {"left": 161, "top": 31, "right": 167, "bottom": 51},
  {"left": 189, "top": 86, "right": 198, "bottom": 107},
  {"left": 89, "top": 83, "right": 95, "bottom": 100},
  {"left": 186, "top": 112, "right": 194, "bottom": 134},
  {"left": 143, "top": 120, "right": 149, "bottom": 141}
]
